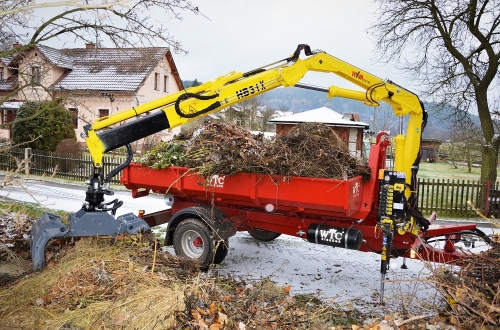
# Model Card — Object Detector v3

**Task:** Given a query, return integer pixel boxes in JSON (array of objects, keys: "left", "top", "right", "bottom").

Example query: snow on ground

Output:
[{"left": 1, "top": 176, "right": 498, "bottom": 315}]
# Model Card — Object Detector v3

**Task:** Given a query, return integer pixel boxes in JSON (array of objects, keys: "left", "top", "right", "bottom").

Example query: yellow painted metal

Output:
[{"left": 84, "top": 48, "right": 424, "bottom": 232}]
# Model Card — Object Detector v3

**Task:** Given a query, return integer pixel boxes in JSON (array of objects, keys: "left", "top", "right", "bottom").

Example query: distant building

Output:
[
  {"left": 0, "top": 43, "right": 183, "bottom": 150},
  {"left": 268, "top": 107, "right": 369, "bottom": 158},
  {"left": 421, "top": 138, "right": 443, "bottom": 162}
]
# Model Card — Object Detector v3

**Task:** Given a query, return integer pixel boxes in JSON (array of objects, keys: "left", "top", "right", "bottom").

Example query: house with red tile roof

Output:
[{"left": 0, "top": 43, "right": 183, "bottom": 150}]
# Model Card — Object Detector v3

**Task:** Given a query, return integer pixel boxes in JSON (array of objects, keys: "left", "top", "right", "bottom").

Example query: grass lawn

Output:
[{"left": 418, "top": 161, "right": 485, "bottom": 182}]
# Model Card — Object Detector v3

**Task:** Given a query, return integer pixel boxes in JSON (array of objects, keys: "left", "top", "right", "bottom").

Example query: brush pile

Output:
[
  {"left": 430, "top": 242, "right": 500, "bottom": 328},
  {"left": 139, "top": 121, "right": 371, "bottom": 182}
]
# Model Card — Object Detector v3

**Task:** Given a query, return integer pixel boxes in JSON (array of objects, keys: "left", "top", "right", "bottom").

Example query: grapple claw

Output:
[
  {"left": 30, "top": 213, "right": 69, "bottom": 270},
  {"left": 30, "top": 210, "right": 150, "bottom": 270}
]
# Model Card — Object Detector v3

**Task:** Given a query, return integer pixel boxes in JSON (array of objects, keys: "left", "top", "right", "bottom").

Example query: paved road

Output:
[{"left": 0, "top": 174, "right": 167, "bottom": 216}]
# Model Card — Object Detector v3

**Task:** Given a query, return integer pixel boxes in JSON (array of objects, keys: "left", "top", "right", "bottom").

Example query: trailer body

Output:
[{"left": 121, "top": 138, "right": 477, "bottom": 265}]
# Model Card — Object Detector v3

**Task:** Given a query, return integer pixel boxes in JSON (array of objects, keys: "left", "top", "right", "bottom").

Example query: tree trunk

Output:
[
  {"left": 476, "top": 89, "right": 499, "bottom": 183},
  {"left": 481, "top": 146, "right": 498, "bottom": 183}
]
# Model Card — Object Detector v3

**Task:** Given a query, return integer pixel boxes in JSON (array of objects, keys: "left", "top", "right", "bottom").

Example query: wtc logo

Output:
[
  {"left": 210, "top": 175, "right": 225, "bottom": 188},
  {"left": 352, "top": 182, "right": 360, "bottom": 195}
]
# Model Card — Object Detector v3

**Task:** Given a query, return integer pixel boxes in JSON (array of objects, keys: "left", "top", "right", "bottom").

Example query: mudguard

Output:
[
  {"left": 30, "top": 210, "right": 150, "bottom": 270},
  {"left": 164, "top": 205, "right": 236, "bottom": 246}
]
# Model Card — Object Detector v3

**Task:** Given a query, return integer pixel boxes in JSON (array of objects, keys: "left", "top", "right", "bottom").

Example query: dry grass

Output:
[{"left": 0, "top": 237, "right": 186, "bottom": 329}]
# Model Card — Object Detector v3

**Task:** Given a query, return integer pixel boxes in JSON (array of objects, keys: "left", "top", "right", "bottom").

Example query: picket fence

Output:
[
  {"left": 0, "top": 147, "right": 497, "bottom": 218},
  {"left": 0, "top": 147, "right": 126, "bottom": 184}
]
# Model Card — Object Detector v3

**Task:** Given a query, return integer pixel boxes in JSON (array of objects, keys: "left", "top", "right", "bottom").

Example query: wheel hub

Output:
[{"left": 181, "top": 230, "right": 205, "bottom": 258}]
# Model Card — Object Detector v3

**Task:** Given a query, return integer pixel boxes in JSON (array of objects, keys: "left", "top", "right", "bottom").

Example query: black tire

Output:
[
  {"left": 247, "top": 229, "right": 281, "bottom": 241},
  {"left": 173, "top": 218, "right": 228, "bottom": 267}
]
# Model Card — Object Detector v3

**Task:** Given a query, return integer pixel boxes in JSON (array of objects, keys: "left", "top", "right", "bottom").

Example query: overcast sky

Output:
[
  {"left": 37, "top": 0, "right": 414, "bottom": 91},
  {"left": 167, "top": 0, "right": 413, "bottom": 90}
]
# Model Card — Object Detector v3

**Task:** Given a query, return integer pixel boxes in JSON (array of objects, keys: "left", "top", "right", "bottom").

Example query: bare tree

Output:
[
  {"left": 0, "top": 0, "right": 198, "bottom": 57},
  {"left": 442, "top": 120, "right": 483, "bottom": 172},
  {"left": 260, "top": 107, "right": 276, "bottom": 132},
  {"left": 371, "top": 0, "right": 500, "bottom": 183},
  {"left": 0, "top": 0, "right": 200, "bottom": 142},
  {"left": 371, "top": 103, "right": 399, "bottom": 134}
]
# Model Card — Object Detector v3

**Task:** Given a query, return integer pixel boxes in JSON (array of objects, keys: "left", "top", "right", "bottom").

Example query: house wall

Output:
[
  {"left": 15, "top": 50, "right": 182, "bottom": 151},
  {"left": 53, "top": 91, "right": 138, "bottom": 140},
  {"left": 17, "top": 49, "right": 52, "bottom": 101},
  {"left": 0, "top": 61, "right": 18, "bottom": 138},
  {"left": 134, "top": 55, "right": 182, "bottom": 143}
]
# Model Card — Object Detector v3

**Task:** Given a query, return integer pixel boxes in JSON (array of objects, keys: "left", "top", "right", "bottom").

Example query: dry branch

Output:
[{"left": 141, "top": 121, "right": 371, "bottom": 183}]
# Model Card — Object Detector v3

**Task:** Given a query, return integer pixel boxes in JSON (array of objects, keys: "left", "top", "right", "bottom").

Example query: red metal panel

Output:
[{"left": 122, "top": 164, "right": 365, "bottom": 217}]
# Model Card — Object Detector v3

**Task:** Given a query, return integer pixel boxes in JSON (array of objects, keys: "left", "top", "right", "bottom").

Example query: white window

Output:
[
  {"left": 163, "top": 75, "right": 169, "bottom": 93},
  {"left": 154, "top": 72, "right": 159, "bottom": 91},
  {"left": 99, "top": 109, "right": 110, "bottom": 118},
  {"left": 31, "top": 66, "right": 41, "bottom": 84}
]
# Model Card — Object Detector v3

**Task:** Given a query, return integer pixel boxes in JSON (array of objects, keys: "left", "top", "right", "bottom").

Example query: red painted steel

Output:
[
  {"left": 120, "top": 136, "right": 485, "bottom": 264},
  {"left": 122, "top": 164, "right": 368, "bottom": 218}
]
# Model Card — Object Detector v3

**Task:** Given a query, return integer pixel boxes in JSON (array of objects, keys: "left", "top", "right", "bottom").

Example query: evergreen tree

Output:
[{"left": 12, "top": 101, "right": 76, "bottom": 151}]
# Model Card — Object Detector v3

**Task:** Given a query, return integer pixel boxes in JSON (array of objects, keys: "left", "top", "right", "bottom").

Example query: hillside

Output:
[
  {"left": 181, "top": 81, "right": 476, "bottom": 139},
  {"left": 263, "top": 87, "right": 457, "bottom": 139}
]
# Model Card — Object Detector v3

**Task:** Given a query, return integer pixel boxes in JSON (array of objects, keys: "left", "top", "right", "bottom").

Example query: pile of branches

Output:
[
  {"left": 430, "top": 242, "right": 500, "bottom": 328},
  {"left": 0, "top": 212, "right": 36, "bottom": 260},
  {"left": 140, "top": 121, "right": 371, "bottom": 182},
  {"left": 183, "top": 121, "right": 268, "bottom": 178},
  {"left": 265, "top": 122, "right": 370, "bottom": 180}
]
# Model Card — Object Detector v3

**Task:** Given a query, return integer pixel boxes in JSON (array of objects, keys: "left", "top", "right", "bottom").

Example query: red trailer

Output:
[{"left": 120, "top": 135, "right": 489, "bottom": 271}]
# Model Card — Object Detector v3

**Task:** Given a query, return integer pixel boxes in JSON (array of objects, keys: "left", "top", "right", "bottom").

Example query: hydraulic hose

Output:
[
  {"left": 174, "top": 92, "right": 221, "bottom": 118},
  {"left": 104, "top": 144, "right": 133, "bottom": 184}
]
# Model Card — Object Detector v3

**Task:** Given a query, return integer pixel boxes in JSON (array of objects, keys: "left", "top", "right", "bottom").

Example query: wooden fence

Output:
[
  {"left": 0, "top": 147, "right": 126, "bottom": 184},
  {"left": 0, "top": 147, "right": 498, "bottom": 218},
  {"left": 417, "top": 179, "right": 500, "bottom": 218}
]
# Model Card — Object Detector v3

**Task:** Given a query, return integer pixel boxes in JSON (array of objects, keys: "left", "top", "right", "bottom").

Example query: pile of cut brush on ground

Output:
[
  {"left": 430, "top": 241, "right": 500, "bottom": 329},
  {"left": 0, "top": 212, "right": 370, "bottom": 329},
  {"left": 2, "top": 207, "right": 498, "bottom": 329},
  {"left": 139, "top": 121, "right": 371, "bottom": 182}
]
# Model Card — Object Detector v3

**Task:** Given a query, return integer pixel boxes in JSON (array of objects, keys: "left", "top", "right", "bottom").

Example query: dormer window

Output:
[
  {"left": 0, "top": 67, "right": 4, "bottom": 81},
  {"left": 31, "top": 66, "right": 41, "bottom": 84}
]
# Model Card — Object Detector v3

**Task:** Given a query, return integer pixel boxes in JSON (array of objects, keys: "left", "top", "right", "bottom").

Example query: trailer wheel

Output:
[
  {"left": 173, "top": 218, "right": 228, "bottom": 267},
  {"left": 248, "top": 229, "right": 281, "bottom": 241}
]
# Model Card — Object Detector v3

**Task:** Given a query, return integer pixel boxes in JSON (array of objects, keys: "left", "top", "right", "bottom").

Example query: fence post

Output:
[
  {"left": 24, "top": 147, "right": 32, "bottom": 175},
  {"left": 485, "top": 180, "right": 491, "bottom": 216}
]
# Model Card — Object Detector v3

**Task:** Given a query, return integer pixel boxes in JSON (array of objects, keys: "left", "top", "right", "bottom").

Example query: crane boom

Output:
[
  {"left": 84, "top": 45, "right": 424, "bottom": 188},
  {"left": 31, "top": 45, "right": 429, "bottom": 272}
]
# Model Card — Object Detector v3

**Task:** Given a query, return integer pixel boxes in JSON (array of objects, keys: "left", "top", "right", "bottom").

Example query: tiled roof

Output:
[
  {"left": 37, "top": 45, "right": 73, "bottom": 68},
  {"left": 0, "top": 75, "right": 17, "bottom": 92},
  {"left": 37, "top": 46, "right": 169, "bottom": 92},
  {"left": 1, "top": 57, "right": 12, "bottom": 66},
  {"left": 268, "top": 107, "right": 370, "bottom": 128}
]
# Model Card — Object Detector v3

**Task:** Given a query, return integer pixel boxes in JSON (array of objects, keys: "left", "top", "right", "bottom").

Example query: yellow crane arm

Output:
[{"left": 83, "top": 45, "right": 424, "bottom": 193}]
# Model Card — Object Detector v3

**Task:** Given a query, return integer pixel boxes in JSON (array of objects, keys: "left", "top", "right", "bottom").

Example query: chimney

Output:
[
  {"left": 85, "top": 43, "right": 96, "bottom": 49},
  {"left": 12, "top": 43, "right": 21, "bottom": 49}
]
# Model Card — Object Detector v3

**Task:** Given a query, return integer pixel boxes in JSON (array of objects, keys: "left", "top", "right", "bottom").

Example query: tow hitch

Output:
[{"left": 29, "top": 144, "right": 150, "bottom": 270}]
